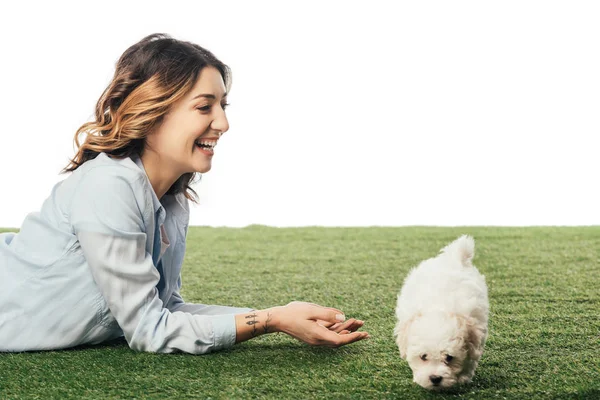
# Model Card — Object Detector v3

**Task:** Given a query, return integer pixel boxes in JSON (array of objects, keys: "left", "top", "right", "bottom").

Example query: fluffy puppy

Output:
[{"left": 394, "top": 235, "right": 489, "bottom": 390}]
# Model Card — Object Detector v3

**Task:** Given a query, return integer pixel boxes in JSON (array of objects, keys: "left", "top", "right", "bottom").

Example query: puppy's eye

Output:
[
  {"left": 420, "top": 354, "right": 427, "bottom": 361},
  {"left": 445, "top": 355, "right": 454, "bottom": 363}
]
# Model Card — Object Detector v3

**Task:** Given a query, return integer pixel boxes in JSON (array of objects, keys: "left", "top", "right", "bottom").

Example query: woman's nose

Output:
[{"left": 211, "top": 109, "right": 229, "bottom": 135}]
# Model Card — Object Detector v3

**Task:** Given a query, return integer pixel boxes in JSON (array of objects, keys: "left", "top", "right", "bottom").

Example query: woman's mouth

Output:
[{"left": 194, "top": 139, "right": 217, "bottom": 156}]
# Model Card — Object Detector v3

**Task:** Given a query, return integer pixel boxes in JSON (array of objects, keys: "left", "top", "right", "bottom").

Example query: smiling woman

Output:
[
  {"left": 62, "top": 33, "right": 233, "bottom": 202},
  {"left": 0, "top": 33, "right": 369, "bottom": 354},
  {"left": 141, "top": 66, "right": 230, "bottom": 198}
]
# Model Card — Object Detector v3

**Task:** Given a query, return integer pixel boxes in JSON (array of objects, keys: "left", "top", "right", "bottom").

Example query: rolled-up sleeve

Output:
[{"left": 70, "top": 167, "right": 240, "bottom": 354}]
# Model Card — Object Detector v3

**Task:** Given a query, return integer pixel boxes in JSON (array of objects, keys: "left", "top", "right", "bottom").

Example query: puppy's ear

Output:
[
  {"left": 394, "top": 314, "right": 419, "bottom": 359},
  {"left": 466, "top": 318, "right": 487, "bottom": 361}
]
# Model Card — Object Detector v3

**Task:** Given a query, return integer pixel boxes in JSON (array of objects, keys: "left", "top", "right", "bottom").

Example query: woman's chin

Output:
[{"left": 193, "top": 163, "right": 211, "bottom": 174}]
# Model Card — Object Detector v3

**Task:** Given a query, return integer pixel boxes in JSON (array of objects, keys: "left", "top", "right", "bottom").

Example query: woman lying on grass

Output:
[{"left": 0, "top": 34, "right": 369, "bottom": 353}]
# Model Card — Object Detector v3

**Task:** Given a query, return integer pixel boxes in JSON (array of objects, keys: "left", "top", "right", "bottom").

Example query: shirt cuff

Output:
[{"left": 211, "top": 313, "right": 238, "bottom": 351}]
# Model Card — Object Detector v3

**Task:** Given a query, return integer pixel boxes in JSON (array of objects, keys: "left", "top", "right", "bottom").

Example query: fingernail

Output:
[{"left": 336, "top": 314, "right": 346, "bottom": 322}]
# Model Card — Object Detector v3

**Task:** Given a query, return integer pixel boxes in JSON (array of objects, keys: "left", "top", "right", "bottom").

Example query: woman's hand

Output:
[{"left": 271, "top": 301, "right": 369, "bottom": 348}]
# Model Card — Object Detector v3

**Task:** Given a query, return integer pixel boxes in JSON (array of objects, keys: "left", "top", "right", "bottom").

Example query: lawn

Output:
[{"left": 0, "top": 226, "right": 598, "bottom": 399}]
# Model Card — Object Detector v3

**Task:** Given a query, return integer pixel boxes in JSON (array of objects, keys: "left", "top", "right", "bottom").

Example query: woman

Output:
[{"left": 0, "top": 34, "right": 368, "bottom": 353}]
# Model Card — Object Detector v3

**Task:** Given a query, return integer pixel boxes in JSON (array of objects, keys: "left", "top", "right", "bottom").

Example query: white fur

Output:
[{"left": 394, "top": 235, "right": 489, "bottom": 390}]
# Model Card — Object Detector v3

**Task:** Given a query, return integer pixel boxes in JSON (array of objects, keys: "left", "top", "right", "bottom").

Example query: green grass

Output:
[{"left": 1, "top": 226, "right": 599, "bottom": 399}]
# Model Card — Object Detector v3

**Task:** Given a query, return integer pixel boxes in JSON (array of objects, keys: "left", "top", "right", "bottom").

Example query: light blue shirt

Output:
[{"left": 0, "top": 152, "right": 251, "bottom": 353}]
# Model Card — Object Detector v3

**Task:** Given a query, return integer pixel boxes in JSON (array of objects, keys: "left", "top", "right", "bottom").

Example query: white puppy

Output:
[{"left": 394, "top": 235, "right": 489, "bottom": 390}]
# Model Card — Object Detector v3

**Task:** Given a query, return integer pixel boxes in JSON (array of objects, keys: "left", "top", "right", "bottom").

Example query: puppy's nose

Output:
[{"left": 430, "top": 375, "right": 443, "bottom": 385}]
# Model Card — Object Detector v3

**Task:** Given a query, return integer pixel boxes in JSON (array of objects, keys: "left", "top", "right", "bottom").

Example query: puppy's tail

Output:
[{"left": 440, "top": 235, "right": 475, "bottom": 267}]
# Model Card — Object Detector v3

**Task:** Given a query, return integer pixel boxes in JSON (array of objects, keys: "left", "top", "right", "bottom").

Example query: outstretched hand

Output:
[{"left": 273, "top": 301, "right": 369, "bottom": 348}]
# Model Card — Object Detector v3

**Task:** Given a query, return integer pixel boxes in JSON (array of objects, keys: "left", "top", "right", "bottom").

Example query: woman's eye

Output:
[
  {"left": 197, "top": 103, "right": 229, "bottom": 112},
  {"left": 420, "top": 354, "right": 427, "bottom": 361},
  {"left": 445, "top": 355, "right": 454, "bottom": 363}
]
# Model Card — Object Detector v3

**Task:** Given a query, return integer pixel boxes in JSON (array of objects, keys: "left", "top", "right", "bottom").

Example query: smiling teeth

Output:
[{"left": 195, "top": 140, "right": 217, "bottom": 149}]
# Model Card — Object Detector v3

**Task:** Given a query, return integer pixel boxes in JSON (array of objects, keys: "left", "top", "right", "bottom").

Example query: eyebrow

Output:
[{"left": 191, "top": 93, "right": 227, "bottom": 101}]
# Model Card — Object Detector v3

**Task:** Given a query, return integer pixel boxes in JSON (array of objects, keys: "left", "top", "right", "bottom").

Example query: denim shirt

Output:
[{"left": 0, "top": 152, "right": 250, "bottom": 353}]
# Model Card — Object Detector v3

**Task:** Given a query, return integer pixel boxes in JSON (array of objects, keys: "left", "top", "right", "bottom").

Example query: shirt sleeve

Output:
[{"left": 70, "top": 167, "right": 239, "bottom": 354}]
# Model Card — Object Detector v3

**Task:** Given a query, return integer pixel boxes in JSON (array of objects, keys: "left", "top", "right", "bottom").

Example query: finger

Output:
[
  {"left": 334, "top": 318, "right": 366, "bottom": 333},
  {"left": 316, "top": 320, "right": 336, "bottom": 329},
  {"left": 330, "top": 318, "right": 357, "bottom": 333},
  {"left": 309, "top": 305, "right": 346, "bottom": 324},
  {"left": 329, "top": 322, "right": 342, "bottom": 330},
  {"left": 324, "top": 331, "right": 369, "bottom": 347},
  {"left": 345, "top": 319, "right": 364, "bottom": 332},
  {"left": 339, "top": 330, "right": 351, "bottom": 335},
  {"left": 315, "top": 327, "right": 369, "bottom": 347},
  {"left": 301, "top": 302, "right": 344, "bottom": 316},
  {"left": 322, "top": 318, "right": 365, "bottom": 334}
]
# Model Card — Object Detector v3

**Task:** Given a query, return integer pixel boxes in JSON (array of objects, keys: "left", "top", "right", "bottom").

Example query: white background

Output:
[{"left": 1, "top": 1, "right": 598, "bottom": 228}]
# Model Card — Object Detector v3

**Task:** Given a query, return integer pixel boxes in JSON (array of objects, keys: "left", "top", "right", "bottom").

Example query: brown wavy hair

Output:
[{"left": 62, "top": 33, "right": 231, "bottom": 203}]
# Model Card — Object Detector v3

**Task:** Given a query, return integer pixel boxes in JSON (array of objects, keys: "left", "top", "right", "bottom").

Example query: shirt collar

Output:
[
  {"left": 130, "top": 152, "right": 190, "bottom": 226},
  {"left": 131, "top": 152, "right": 163, "bottom": 216}
]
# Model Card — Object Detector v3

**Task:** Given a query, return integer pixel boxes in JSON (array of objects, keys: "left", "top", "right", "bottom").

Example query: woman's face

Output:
[{"left": 147, "top": 66, "right": 229, "bottom": 175}]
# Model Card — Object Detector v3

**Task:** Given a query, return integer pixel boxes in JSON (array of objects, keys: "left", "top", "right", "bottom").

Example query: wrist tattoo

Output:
[
  {"left": 246, "top": 313, "right": 258, "bottom": 337},
  {"left": 263, "top": 312, "right": 273, "bottom": 334}
]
